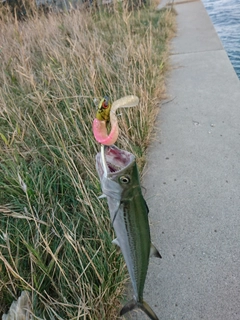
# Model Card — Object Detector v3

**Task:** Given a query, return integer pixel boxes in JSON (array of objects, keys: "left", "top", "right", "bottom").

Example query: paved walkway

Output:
[{"left": 134, "top": 0, "right": 240, "bottom": 319}]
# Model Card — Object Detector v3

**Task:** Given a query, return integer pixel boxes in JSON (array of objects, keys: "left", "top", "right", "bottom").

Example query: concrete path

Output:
[{"left": 132, "top": 0, "right": 240, "bottom": 319}]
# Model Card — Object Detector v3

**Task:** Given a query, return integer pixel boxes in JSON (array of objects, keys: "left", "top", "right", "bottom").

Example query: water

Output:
[{"left": 202, "top": 0, "right": 240, "bottom": 79}]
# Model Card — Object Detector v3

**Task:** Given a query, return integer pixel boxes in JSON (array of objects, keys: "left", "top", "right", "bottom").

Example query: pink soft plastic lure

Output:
[{"left": 92, "top": 95, "right": 139, "bottom": 146}]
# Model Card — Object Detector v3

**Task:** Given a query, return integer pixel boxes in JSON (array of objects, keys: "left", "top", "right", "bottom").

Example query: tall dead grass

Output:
[{"left": 0, "top": 3, "right": 176, "bottom": 319}]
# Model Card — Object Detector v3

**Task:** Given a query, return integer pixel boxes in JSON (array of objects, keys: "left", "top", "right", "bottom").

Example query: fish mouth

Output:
[{"left": 96, "top": 145, "right": 135, "bottom": 178}]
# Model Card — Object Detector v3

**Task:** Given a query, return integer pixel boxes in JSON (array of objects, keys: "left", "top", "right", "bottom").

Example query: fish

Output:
[{"left": 96, "top": 144, "right": 161, "bottom": 320}]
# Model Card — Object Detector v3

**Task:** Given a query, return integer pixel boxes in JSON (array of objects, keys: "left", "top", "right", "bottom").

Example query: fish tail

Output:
[{"left": 120, "top": 298, "right": 159, "bottom": 320}]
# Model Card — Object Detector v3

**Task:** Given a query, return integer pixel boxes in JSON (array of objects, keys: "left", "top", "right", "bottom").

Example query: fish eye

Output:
[{"left": 119, "top": 175, "right": 131, "bottom": 184}]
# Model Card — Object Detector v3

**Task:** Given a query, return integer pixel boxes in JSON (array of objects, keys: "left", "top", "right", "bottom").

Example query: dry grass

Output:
[{"left": 0, "top": 3, "right": 176, "bottom": 319}]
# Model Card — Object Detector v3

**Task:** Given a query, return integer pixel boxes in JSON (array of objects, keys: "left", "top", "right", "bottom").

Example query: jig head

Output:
[{"left": 92, "top": 95, "right": 139, "bottom": 146}]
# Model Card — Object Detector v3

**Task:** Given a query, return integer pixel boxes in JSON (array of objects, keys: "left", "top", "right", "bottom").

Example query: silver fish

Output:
[{"left": 96, "top": 145, "right": 161, "bottom": 320}]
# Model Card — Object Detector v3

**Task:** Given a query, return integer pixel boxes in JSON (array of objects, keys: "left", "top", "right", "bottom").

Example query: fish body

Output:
[{"left": 96, "top": 145, "right": 161, "bottom": 320}]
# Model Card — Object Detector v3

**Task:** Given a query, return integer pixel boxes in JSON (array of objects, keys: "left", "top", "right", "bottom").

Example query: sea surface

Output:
[{"left": 202, "top": 0, "right": 240, "bottom": 79}]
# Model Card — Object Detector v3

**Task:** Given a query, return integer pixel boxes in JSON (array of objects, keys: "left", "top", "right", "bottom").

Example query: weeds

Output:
[{"left": 0, "top": 3, "right": 175, "bottom": 319}]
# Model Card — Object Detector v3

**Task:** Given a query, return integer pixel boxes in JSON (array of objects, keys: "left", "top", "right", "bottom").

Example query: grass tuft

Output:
[{"left": 0, "top": 3, "right": 176, "bottom": 319}]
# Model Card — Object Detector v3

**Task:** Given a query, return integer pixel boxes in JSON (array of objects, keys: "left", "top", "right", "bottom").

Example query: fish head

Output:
[
  {"left": 95, "top": 97, "right": 111, "bottom": 121},
  {"left": 96, "top": 145, "right": 139, "bottom": 199}
]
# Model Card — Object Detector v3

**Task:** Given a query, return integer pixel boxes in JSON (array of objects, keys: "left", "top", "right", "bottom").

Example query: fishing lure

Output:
[{"left": 92, "top": 95, "right": 139, "bottom": 146}]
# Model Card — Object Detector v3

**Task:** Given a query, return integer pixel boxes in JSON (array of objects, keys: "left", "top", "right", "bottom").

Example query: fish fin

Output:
[
  {"left": 140, "top": 300, "right": 159, "bottom": 320},
  {"left": 112, "top": 238, "right": 120, "bottom": 246},
  {"left": 144, "top": 199, "right": 149, "bottom": 215},
  {"left": 120, "top": 299, "right": 159, "bottom": 320},
  {"left": 119, "top": 299, "right": 137, "bottom": 316},
  {"left": 150, "top": 243, "right": 162, "bottom": 259},
  {"left": 112, "top": 202, "right": 121, "bottom": 225},
  {"left": 98, "top": 194, "right": 107, "bottom": 199}
]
